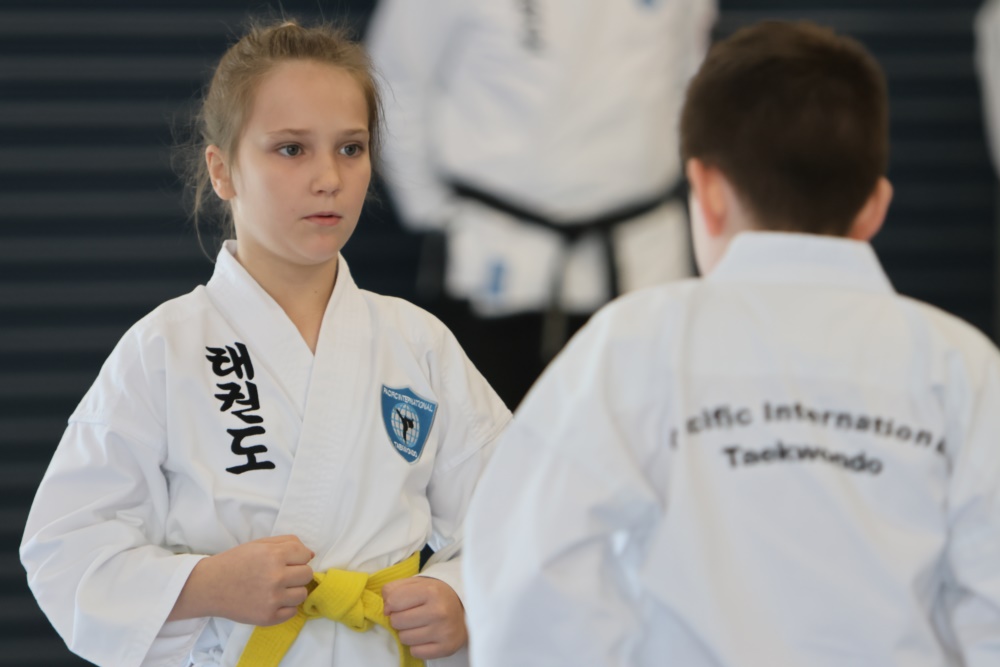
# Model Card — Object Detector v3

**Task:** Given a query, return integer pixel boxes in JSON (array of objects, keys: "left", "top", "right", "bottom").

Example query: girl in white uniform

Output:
[
  {"left": 20, "top": 19, "right": 510, "bottom": 667},
  {"left": 464, "top": 21, "right": 1000, "bottom": 666}
]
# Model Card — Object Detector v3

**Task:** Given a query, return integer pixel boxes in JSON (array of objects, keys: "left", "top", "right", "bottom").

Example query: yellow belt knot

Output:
[
  {"left": 235, "top": 551, "right": 423, "bottom": 667},
  {"left": 304, "top": 568, "right": 381, "bottom": 631}
]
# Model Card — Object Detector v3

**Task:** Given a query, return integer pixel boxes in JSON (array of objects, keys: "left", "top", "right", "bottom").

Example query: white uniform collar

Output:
[
  {"left": 206, "top": 239, "right": 357, "bottom": 369},
  {"left": 707, "top": 231, "right": 895, "bottom": 294},
  {"left": 211, "top": 239, "right": 356, "bottom": 311}
]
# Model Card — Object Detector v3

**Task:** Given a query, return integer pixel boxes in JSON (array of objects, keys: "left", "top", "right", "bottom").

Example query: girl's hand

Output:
[
  {"left": 169, "top": 535, "right": 315, "bottom": 626},
  {"left": 382, "top": 576, "right": 468, "bottom": 659}
]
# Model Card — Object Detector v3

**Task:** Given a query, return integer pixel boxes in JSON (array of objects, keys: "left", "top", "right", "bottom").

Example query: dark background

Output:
[{"left": 1, "top": 0, "right": 994, "bottom": 664}]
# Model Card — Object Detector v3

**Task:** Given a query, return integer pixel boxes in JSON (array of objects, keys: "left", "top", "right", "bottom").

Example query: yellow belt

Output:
[{"left": 235, "top": 551, "right": 423, "bottom": 667}]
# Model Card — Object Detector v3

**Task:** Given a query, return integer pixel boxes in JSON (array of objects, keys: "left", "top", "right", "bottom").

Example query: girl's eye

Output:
[
  {"left": 340, "top": 143, "right": 364, "bottom": 157},
  {"left": 278, "top": 144, "right": 302, "bottom": 157}
]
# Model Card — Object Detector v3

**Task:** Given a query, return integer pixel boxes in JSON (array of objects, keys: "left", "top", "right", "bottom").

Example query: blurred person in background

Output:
[
  {"left": 367, "top": 0, "right": 717, "bottom": 408},
  {"left": 975, "top": 0, "right": 1000, "bottom": 338},
  {"left": 977, "top": 0, "right": 1000, "bottom": 173}
]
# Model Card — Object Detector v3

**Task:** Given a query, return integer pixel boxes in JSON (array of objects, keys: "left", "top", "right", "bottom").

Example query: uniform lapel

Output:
[
  {"left": 269, "top": 255, "right": 371, "bottom": 552},
  {"left": 204, "top": 241, "right": 315, "bottom": 417}
]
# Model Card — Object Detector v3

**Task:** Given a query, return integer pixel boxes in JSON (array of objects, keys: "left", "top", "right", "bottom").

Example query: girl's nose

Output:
[{"left": 312, "top": 154, "right": 341, "bottom": 194}]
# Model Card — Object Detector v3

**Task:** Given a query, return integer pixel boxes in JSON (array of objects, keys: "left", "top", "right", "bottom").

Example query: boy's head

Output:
[{"left": 680, "top": 21, "right": 890, "bottom": 267}]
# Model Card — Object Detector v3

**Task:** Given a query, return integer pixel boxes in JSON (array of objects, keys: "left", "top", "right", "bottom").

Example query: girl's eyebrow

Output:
[
  {"left": 265, "top": 128, "right": 312, "bottom": 137},
  {"left": 265, "top": 128, "right": 370, "bottom": 138}
]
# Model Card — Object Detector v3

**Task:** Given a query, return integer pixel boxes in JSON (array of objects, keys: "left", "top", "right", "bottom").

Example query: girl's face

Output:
[{"left": 209, "top": 59, "right": 372, "bottom": 275}]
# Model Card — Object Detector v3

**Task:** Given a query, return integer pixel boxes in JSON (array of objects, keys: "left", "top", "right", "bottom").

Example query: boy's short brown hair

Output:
[{"left": 680, "top": 21, "right": 888, "bottom": 236}]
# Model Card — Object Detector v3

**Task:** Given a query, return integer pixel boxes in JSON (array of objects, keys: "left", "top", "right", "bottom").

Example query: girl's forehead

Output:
[
  {"left": 246, "top": 60, "right": 369, "bottom": 131},
  {"left": 256, "top": 59, "right": 361, "bottom": 97}
]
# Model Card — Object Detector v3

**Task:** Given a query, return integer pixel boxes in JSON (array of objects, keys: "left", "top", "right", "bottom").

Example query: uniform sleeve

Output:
[
  {"left": 976, "top": 0, "right": 1000, "bottom": 176},
  {"left": 19, "top": 331, "right": 208, "bottom": 667},
  {"left": 365, "top": 0, "right": 464, "bottom": 230},
  {"left": 417, "top": 326, "right": 512, "bottom": 601},
  {"left": 461, "top": 308, "right": 668, "bottom": 667},
  {"left": 944, "top": 350, "right": 1000, "bottom": 665}
]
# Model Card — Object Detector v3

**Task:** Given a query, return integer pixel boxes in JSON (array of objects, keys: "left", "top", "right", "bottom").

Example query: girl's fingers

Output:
[
  {"left": 396, "top": 622, "right": 436, "bottom": 645},
  {"left": 409, "top": 642, "right": 452, "bottom": 660},
  {"left": 284, "top": 564, "right": 315, "bottom": 587}
]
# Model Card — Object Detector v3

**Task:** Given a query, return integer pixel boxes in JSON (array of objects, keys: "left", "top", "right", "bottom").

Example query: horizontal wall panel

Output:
[
  {"left": 0, "top": 326, "right": 132, "bottom": 353},
  {"left": 0, "top": 11, "right": 248, "bottom": 36},
  {"left": 0, "top": 237, "right": 203, "bottom": 262},
  {"left": 0, "top": 57, "right": 213, "bottom": 82},
  {"left": 0, "top": 281, "right": 196, "bottom": 308},
  {"left": 0, "top": 148, "right": 171, "bottom": 173},
  {"left": 0, "top": 102, "right": 190, "bottom": 128},
  {"left": 0, "top": 464, "right": 50, "bottom": 503},
  {"left": 891, "top": 96, "right": 985, "bottom": 123},
  {"left": 0, "top": 191, "right": 182, "bottom": 221},
  {"left": 0, "top": 373, "right": 99, "bottom": 401},
  {"left": 0, "top": 419, "right": 67, "bottom": 449}
]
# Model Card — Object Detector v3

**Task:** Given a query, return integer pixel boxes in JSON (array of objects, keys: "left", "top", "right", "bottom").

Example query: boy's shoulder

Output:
[
  {"left": 591, "top": 274, "right": 1000, "bottom": 366},
  {"left": 590, "top": 278, "right": 704, "bottom": 331},
  {"left": 896, "top": 293, "right": 1000, "bottom": 362},
  {"left": 604, "top": 277, "right": 702, "bottom": 312},
  {"left": 570, "top": 278, "right": 704, "bottom": 357}
]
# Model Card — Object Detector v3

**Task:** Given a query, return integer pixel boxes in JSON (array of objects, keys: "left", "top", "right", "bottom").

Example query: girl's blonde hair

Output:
[{"left": 177, "top": 18, "right": 383, "bottom": 249}]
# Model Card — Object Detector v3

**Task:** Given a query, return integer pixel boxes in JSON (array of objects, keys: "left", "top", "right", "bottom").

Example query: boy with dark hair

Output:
[{"left": 463, "top": 21, "right": 1000, "bottom": 667}]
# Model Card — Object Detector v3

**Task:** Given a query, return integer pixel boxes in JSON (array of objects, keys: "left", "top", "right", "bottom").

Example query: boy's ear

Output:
[
  {"left": 206, "top": 145, "right": 236, "bottom": 201},
  {"left": 685, "top": 158, "right": 728, "bottom": 238},
  {"left": 848, "top": 177, "right": 893, "bottom": 242}
]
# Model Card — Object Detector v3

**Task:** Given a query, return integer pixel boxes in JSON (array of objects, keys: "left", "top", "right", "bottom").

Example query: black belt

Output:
[{"left": 451, "top": 179, "right": 687, "bottom": 358}]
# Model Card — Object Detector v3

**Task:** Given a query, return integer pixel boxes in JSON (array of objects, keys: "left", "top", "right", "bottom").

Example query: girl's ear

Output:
[
  {"left": 848, "top": 177, "right": 893, "bottom": 242},
  {"left": 206, "top": 145, "right": 236, "bottom": 200}
]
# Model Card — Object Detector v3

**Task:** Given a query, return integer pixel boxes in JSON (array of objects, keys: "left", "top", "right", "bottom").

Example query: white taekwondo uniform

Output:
[
  {"left": 21, "top": 241, "right": 511, "bottom": 667},
  {"left": 366, "top": 0, "right": 716, "bottom": 315},
  {"left": 463, "top": 232, "right": 1000, "bottom": 666}
]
